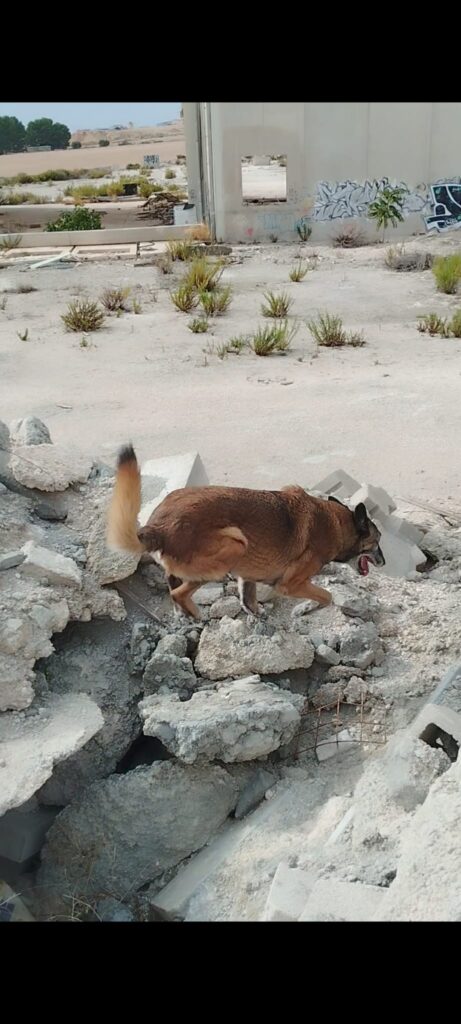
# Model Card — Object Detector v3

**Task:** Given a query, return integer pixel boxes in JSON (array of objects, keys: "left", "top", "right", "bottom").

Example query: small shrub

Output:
[
  {"left": 47, "top": 208, "right": 102, "bottom": 232},
  {"left": 189, "top": 317, "right": 209, "bottom": 333},
  {"left": 307, "top": 312, "right": 346, "bottom": 347},
  {"left": 100, "top": 286, "right": 131, "bottom": 312},
  {"left": 227, "top": 335, "right": 248, "bottom": 353},
  {"left": 307, "top": 312, "right": 366, "bottom": 348},
  {"left": 99, "top": 139, "right": 110, "bottom": 147},
  {"left": 170, "top": 285, "right": 198, "bottom": 312},
  {"left": 87, "top": 168, "right": 108, "bottom": 179},
  {"left": 249, "top": 321, "right": 296, "bottom": 356},
  {"left": 346, "top": 330, "right": 366, "bottom": 347},
  {"left": 368, "top": 185, "right": 406, "bottom": 239},
  {"left": 126, "top": 163, "right": 141, "bottom": 170},
  {"left": 176, "top": 154, "right": 186, "bottom": 164},
  {"left": 417, "top": 313, "right": 451, "bottom": 337},
  {"left": 261, "top": 290, "right": 293, "bottom": 318},
  {"left": 158, "top": 254, "right": 173, "bottom": 274},
  {"left": 17, "top": 328, "right": 29, "bottom": 341},
  {"left": 289, "top": 261, "right": 309, "bottom": 282},
  {"left": 0, "top": 190, "right": 48, "bottom": 205},
  {"left": 62, "top": 299, "right": 105, "bottom": 332},
  {"left": 449, "top": 310, "right": 461, "bottom": 337},
  {"left": 132, "top": 298, "right": 142, "bottom": 315},
  {"left": 0, "top": 233, "right": 22, "bottom": 251},
  {"left": 432, "top": 254, "right": 461, "bottom": 295},
  {"left": 199, "top": 286, "right": 232, "bottom": 316},
  {"left": 167, "top": 240, "right": 196, "bottom": 261},
  {"left": 269, "top": 234, "right": 278, "bottom": 243},
  {"left": 165, "top": 167, "right": 176, "bottom": 179},
  {"left": 16, "top": 283, "right": 37, "bottom": 293},
  {"left": 186, "top": 223, "right": 211, "bottom": 243},
  {"left": 138, "top": 179, "right": 157, "bottom": 199},
  {"left": 332, "top": 223, "right": 366, "bottom": 248},
  {"left": 184, "top": 258, "right": 223, "bottom": 292},
  {"left": 71, "top": 141, "right": 82, "bottom": 149},
  {"left": 296, "top": 221, "right": 312, "bottom": 242},
  {"left": 385, "top": 245, "right": 432, "bottom": 271}
]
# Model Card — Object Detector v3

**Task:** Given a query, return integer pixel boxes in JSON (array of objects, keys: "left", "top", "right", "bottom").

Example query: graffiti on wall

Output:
[
  {"left": 424, "top": 182, "right": 461, "bottom": 232},
  {"left": 312, "top": 177, "right": 428, "bottom": 221}
]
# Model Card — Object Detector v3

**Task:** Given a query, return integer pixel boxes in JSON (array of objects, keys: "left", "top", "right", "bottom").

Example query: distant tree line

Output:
[{"left": 0, "top": 116, "right": 71, "bottom": 155}]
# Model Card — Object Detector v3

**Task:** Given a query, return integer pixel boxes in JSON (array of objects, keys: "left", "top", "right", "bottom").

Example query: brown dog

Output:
[{"left": 107, "top": 445, "right": 385, "bottom": 619}]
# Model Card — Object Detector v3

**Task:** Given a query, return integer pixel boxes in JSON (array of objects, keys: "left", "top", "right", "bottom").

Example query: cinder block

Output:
[
  {"left": 312, "top": 470, "right": 360, "bottom": 502},
  {"left": 139, "top": 452, "right": 209, "bottom": 527},
  {"left": 0, "top": 806, "right": 58, "bottom": 863},
  {"left": 263, "top": 863, "right": 316, "bottom": 921},
  {"left": 410, "top": 662, "right": 461, "bottom": 756},
  {"left": 20, "top": 541, "right": 82, "bottom": 587},
  {"left": 299, "top": 878, "right": 386, "bottom": 921},
  {"left": 373, "top": 510, "right": 424, "bottom": 548},
  {"left": 350, "top": 483, "right": 396, "bottom": 517},
  {"left": 376, "top": 527, "right": 425, "bottom": 580}
]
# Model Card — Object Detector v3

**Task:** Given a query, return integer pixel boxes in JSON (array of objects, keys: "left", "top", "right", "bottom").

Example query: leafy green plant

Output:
[
  {"left": 100, "top": 287, "right": 131, "bottom": 312},
  {"left": 165, "top": 167, "right": 176, "bottom": 179},
  {"left": 289, "top": 261, "right": 309, "bottom": 282},
  {"left": 199, "top": 286, "right": 232, "bottom": 316},
  {"left": 47, "top": 208, "right": 102, "bottom": 232},
  {"left": 417, "top": 313, "right": 450, "bottom": 337},
  {"left": 432, "top": 254, "right": 461, "bottom": 294},
  {"left": 227, "top": 335, "right": 248, "bottom": 353},
  {"left": 170, "top": 285, "right": 198, "bottom": 312},
  {"left": 99, "top": 139, "right": 110, "bottom": 147},
  {"left": 346, "top": 330, "right": 366, "bottom": 348},
  {"left": 71, "top": 141, "right": 82, "bottom": 149},
  {"left": 62, "top": 300, "right": 105, "bottom": 332},
  {"left": 261, "top": 290, "right": 293, "bottom": 318},
  {"left": 367, "top": 185, "right": 406, "bottom": 240},
  {"left": 296, "top": 220, "right": 312, "bottom": 242},
  {"left": 188, "top": 317, "right": 209, "bottom": 333}
]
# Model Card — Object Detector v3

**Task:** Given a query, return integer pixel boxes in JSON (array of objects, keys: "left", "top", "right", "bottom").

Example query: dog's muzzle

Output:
[{"left": 358, "top": 544, "right": 385, "bottom": 576}]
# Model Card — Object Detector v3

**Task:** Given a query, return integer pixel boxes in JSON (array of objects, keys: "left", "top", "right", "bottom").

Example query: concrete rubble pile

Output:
[{"left": 1, "top": 434, "right": 461, "bottom": 921}]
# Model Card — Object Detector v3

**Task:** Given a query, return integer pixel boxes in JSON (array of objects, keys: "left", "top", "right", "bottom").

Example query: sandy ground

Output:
[
  {"left": 1, "top": 234, "right": 461, "bottom": 503},
  {"left": 0, "top": 125, "right": 185, "bottom": 178}
]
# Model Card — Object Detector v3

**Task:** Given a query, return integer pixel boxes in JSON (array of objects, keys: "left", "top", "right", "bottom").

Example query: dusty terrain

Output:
[
  {"left": 0, "top": 122, "right": 185, "bottom": 178},
  {"left": 1, "top": 233, "right": 461, "bottom": 503}
]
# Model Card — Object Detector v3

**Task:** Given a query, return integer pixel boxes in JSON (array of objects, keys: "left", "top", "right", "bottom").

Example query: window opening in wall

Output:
[{"left": 241, "top": 154, "right": 287, "bottom": 204}]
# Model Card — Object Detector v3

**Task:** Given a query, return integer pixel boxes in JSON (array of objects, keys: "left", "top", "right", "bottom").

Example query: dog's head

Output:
[{"left": 329, "top": 496, "right": 385, "bottom": 576}]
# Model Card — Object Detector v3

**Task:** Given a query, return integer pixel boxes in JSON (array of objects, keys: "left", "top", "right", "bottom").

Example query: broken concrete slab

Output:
[
  {"left": 299, "top": 878, "right": 386, "bottom": 921},
  {"left": 0, "top": 551, "right": 25, "bottom": 571},
  {"left": 36, "top": 762, "right": 238, "bottom": 917},
  {"left": 263, "top": 862, "right": 316, "bottom": 921},
  {"left": 20, "top": 541, "right": 82, "bottom": 587},
  {"left": 195, "top": 617, "right": 315, "bottom": 681},
  {"left": 374, "top": 755, "right": 461, "bottom": 921},
  {"left": 209, "top": 596, "right": 241, "bottom": 619},
  {"left": 330, "top": 585, "right": 375, "bottom": 621},
  {"left": 315, "top": 643, "right": 340, "bottom": 666},
  {"left": 0, "top": 804, "right": 58, "bottom": 863},
  {"left": 9, "top": 443, "right": 93, "bottom": 491},
  {"left": 87, "top": 507, "right": 139, "bottom": 585},
  {"left": 0, "top": 586, "right": 70, "bottom": 712},
  {"left": 9, "top": 416, "right": 51, "bottom": 447},
  {"left": 140, "top": 677, "right": 304, "bottom": 763},
  {"left": 143, "top": 651, "right": 197, "bottom": 696},
  {"left": 339, "top": 621, "right": 384, "bottom": 670},
  {"left": 0, "top": 692, "right": 103, "bottom": 816},
  {"left": 409, "top": 661, "right": 461, "bottom": 758},
  {"left": 139, "top": 451, "right": 209, "bottom": 527}
]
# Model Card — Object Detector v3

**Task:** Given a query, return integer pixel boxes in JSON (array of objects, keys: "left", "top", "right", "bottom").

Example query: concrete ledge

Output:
[{"left": 0, "top": 225, "right": 199, "bottom": 248}]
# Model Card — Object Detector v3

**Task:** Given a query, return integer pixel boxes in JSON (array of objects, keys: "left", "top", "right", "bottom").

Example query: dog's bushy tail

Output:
[{"left": 106, "top": 444, "right": 147, "bottom": 554}]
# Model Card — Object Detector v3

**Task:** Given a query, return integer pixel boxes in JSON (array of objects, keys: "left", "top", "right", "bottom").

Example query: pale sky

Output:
[{"left": 0, "top": 103, "right": 181, "bottom": 132}]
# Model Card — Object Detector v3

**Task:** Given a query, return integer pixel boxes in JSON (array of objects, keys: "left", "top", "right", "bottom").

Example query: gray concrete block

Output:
[
  {"left": 410, "top": 661, "right": 461, "bottom": 758},
  {"left": 263, "top": 863, "right": 316, "bottom": 922},
  {"left": 312, "top": 469, "right": 360, "bottom": 502},
  {"left": 0, "top": 805, "right": 59, "bottom": 863},
  {"left": 299, "top": 878, "right": 386, "bottom": 921}
]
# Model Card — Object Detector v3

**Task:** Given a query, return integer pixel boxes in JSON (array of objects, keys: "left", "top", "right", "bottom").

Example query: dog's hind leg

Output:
[{"left": 237, "top": 578, "right": 265, "bottom": 617}]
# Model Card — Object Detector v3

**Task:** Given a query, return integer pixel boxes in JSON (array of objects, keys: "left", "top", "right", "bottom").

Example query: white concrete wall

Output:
[{"left": 195, "top": 103, "right": 461, "bottom": 243}]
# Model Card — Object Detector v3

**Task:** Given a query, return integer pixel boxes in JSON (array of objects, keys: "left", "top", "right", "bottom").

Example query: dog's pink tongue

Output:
[{"left": 359, "top": 555, "right": 370, "bottom": 575}]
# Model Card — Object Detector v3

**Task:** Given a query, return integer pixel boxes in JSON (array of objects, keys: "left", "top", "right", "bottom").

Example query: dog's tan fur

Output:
[{"left": 107, "top": 445, "right": 383, "bottom": 619}]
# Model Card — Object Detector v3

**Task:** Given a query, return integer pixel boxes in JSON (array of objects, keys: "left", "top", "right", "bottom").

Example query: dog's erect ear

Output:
[
  {"left": 353, "top": 502, "right": 369, "bottom": 536},
  {"left": 328, "top": 495, "right": 345, "bottom": 506}
]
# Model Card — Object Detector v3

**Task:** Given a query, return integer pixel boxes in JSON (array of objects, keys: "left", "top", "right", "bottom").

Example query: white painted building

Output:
[{"left": 183, "top": 102, "right": 461, "bottom": 243}]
